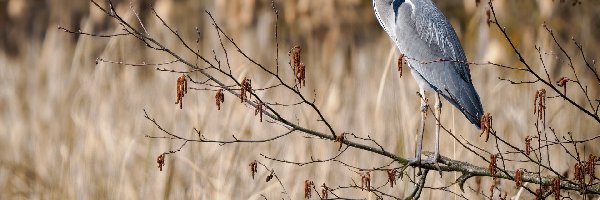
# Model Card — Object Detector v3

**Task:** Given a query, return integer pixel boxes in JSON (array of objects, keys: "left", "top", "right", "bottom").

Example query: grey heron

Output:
[{"left": 373, "top": 0, "right": 484, "bottom": 165}]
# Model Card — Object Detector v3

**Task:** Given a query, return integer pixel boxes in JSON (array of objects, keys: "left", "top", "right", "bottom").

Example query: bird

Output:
[{"left": 373, "top": 0, "right": 484, "bottom": 165}]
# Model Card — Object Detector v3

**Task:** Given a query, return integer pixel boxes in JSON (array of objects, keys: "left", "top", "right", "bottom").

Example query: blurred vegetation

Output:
[{"left": 1, "top": 0, "right": 599, "bottom": 199}]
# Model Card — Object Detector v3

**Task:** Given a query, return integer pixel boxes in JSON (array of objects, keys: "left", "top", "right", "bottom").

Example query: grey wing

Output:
[
  {"left": 413, "top": 3, "right": 471, "bottom": 83},
  {"left": 401, "top": 2, "right": 484, "bottom": 127}
]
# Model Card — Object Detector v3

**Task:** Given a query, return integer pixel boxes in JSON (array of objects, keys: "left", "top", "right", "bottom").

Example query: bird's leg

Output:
[
  {"left": 423, "top": 93, "right": 442, "bottom": 162},
  {"left": 433, "top": 92, "right": 441, "bottom": 162},
  {"left": 422, "top": 93, "right": 442, "bottom": 165},
  {"left": 415, "top": 92, "right": 443, "bottom": 177},
  {"left": 408, "top": 88, "right": 427, "bottom": 167}
]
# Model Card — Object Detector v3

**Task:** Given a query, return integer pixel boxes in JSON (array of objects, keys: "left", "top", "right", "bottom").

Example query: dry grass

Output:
[{"left": 1, "top": 0, "right": 599, "bottom": 199}]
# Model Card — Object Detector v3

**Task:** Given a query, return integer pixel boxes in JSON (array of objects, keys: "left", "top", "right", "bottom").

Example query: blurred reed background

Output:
[{"left": 1, "top": 0, "right": 599, "bottom": 199}]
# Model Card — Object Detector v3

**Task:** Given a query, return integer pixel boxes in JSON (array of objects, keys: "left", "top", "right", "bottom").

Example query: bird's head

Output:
[{"left": 373, "top": 0, "right": 405, "bottom": 41}]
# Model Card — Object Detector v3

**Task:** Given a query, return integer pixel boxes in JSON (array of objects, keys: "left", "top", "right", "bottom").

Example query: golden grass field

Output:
[{"left": 1, "top": 0, "right": 600, "bottom": 199}]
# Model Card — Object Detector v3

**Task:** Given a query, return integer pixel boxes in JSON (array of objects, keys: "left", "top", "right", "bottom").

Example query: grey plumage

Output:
[{"left": 374, "top": 0, "right": 484, "bottom": 128}]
